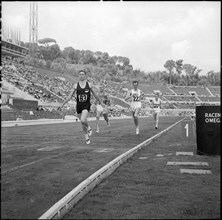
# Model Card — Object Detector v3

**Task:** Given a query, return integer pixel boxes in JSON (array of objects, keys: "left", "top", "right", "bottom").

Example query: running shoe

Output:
[
  {"left": 107, "top": 122, "right": 110, "bottom": 127},
  {"left": 155, "top": 126, "right": 158, "bottom": 130},
  {"left": 96, "top": 129, "right": 100, "bottom": 133},
  {"left": 86, "top": 138, "right": 90, "bottom": 145},
  {"left": 136, "top": 127, "right": 139, "bottom": 135}
]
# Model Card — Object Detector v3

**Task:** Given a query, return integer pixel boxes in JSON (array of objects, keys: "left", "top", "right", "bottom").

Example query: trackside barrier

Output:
[{"left": 39, "top": 117, "right": 186, "bottom": 219}]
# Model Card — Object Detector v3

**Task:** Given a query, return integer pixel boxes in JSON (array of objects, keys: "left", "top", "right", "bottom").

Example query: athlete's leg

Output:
[
  {"left": 96, "top": 109, "right": 102, "bottom": 133},
  {"left": 153, "top": 111, "right": 157, "bottom": 121},
  {"left": 132, "top": 110, "right": 136, "bottom": 125},
  {"left": 135, "top": 108, "right": 140, "bottom": 134},
  {"left": 133, "top": 108, "right": 140, "bottom": 127},
  {"left": 80, "top": 109, "right": 91, "bottom": 142},
  {"left": 132, "top": 108, "right": 139, "bottom": 135},
  {"left": 155, "top": 112, "right": 160, "bottom": 129},
  {"left": 103, "top": 107, "right": 109, "bottom": 126}
]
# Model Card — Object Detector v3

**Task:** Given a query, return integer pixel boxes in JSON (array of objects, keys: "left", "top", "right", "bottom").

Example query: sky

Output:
[{"left": 2, "top": 1, "right": 221, "bottom": 75}]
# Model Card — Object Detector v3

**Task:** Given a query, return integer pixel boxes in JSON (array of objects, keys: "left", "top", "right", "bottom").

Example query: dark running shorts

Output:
[{"left": 76, "top": 103, "right": 91, "bottom": 114}]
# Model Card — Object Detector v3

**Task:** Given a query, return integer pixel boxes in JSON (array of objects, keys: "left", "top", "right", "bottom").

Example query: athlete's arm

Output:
[
  {"left": 58, "top": 84, "right": 76, "bottom": 109},
  {"left": 124, "top": 90, "right": 132, "bottom": 101}
]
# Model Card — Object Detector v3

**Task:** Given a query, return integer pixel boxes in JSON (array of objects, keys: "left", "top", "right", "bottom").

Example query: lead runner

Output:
[{"left": 58, "top": 70, "right": 101, "bottom": 144}]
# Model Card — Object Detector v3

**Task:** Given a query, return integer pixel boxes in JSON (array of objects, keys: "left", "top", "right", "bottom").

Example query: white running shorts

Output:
[
  {"left": 153, "top": 107, "right": 160, "bottom": 113},
  {"left": 130, "top": 102, "right": 142, "bottom": 111},
  {"left": 96, "top": 104, "right": 104, "bottom": 112}
]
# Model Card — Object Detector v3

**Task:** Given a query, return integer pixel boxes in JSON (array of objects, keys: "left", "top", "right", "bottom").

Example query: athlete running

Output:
[
  {"left": 125, "top": 80, "right": 144, "bottom": 135},
  {"left": 95, "top": 86, "right": 111, "bottom": 133},
  {"left": 152, "top": 92, "right": 162, "bottom": 129},
  {"left": 58, "top": 70, "right": 101, "bottom": 144}
]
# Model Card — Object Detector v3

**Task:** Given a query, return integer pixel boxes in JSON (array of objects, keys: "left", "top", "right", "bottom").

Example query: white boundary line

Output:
[
  {"left": 167, "top": 161, "right": 209, "bottom": 166},
  {"left": 38, "top": 117, "right": 186, "bottom": 219},
  {"left": 180, "top": 169, "right": 212, "bottom": 174},
  {"left": 1, "top": 116, "right": 131, "bottom": 127}
]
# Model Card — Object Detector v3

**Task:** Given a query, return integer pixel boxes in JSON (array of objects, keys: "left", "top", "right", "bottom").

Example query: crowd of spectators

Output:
[{"left": 2, "top": 56, "right": 71, "bottom": 103}]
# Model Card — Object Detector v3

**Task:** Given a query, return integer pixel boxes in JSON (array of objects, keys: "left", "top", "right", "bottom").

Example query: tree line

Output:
[{"left": 20, "top": 38, "right": 220, "bottom": 86}]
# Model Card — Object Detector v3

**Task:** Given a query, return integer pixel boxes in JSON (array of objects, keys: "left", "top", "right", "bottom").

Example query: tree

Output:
[
  {"left": 38, "top": 38, "right": 57, "bottom": 47},
  {"left": 37, "top": 38, "right": 60, "bottom": 61},
  {"left": 54, "top": 57, "right": 67, "bottom": 72},
  {"left": 163, "top": 60, "right": 176, "bottom": 85},
  {"left": 197, "top": 77, "right": 209, "bottom": 87},
  {"left": 48, "top": 44, "right": 61, "bottom": 61},
  {"left": 62, "top": 47, "right": 75, "bottom": 60},
  {"left": 175, "top": 59, "right": 183, "bottom": 74},
  {"left": 183, "top": 64, "right": 199, "bottom": 86}
]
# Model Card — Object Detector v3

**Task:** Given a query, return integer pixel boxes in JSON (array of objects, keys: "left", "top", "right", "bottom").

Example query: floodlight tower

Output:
[{"left": 29, "top": 2, "right": 38, "bottom": 58}]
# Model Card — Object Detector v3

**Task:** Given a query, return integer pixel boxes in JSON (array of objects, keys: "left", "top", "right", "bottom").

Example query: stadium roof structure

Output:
[{"left": 2, "top": 40, "right": 29, "bottom": 58}]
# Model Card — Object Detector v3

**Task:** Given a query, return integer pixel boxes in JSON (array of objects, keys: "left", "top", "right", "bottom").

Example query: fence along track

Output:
[{"left": 39, "top": 117, "right": 186, "bottom": 219}]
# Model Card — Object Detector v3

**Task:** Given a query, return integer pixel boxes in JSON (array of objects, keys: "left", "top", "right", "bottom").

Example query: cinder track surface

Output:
[{"left": 2, "top": 116, "right": 183, "bottom": 219}]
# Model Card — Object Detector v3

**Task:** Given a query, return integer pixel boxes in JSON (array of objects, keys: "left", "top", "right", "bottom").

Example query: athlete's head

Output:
[
  {"left": 132, "top": 80, "right": 139, "bottom": 90},
  {"left": 78, "top": 70, "right": 87, "bottom": 81}
]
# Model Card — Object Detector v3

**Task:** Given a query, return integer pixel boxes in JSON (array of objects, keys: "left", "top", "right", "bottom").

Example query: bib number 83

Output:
[{"left": 78, "top": 94, "right": 87, "bottom": 102}]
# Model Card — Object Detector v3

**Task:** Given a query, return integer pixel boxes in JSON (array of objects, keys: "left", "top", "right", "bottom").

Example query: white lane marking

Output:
[
  {"left": 167, "top": 161, "right": 209, "bottom": 166},
  {"left": 180, "top": 169, "right": 212, "bottom": 174},
  {"left": 94, "top": 148, "right": 114, "bottom": 153},
  {"left": 156, "top": 154, "right": 164, "bottom": 157},
  {"left": 37, "top": 146, "right": 63, "bottom": 151},
  {"left": 176, "top": 152, "right": 194, "bottom": 156},
  {"left": 139, "top": 157, "right": 148, "bottom": 159}
]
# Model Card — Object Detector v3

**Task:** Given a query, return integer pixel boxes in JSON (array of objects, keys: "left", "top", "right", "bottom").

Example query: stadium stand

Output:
[
  {"left": 207, "top": 86, "right": 221, "bottom": 97},
  {"left": 124, "top": 84, "right": 175, "bottom": 95},
  {"left": 163, "top": 95, "right": 198, "bottom": 102},
  {"left": 169, "top": 85, "right": 211, "bottom": 96},
  {"left": 197, "top": 96, "right": 220, "bottom": 103}
]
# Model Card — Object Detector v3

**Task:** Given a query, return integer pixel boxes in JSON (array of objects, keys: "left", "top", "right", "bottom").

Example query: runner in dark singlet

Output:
[
  {"left": 76, "top": 80, "right": 91, "bottom": 114},
  {"left": 58, "top": 70, "right": 101, "bottom": 144}
]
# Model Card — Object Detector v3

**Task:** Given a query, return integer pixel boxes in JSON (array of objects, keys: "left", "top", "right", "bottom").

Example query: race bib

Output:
[
  {"left": 78, "top": 94, "right": 88, "bottom": 102},
  {"left": 133, "top": 94, "right": 140, "bottom": 102}
]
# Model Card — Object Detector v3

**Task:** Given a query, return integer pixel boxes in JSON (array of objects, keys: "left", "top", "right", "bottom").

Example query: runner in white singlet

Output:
[
  {"left": 152, "top": 93, "right": 162, "bottom": 129},
  {"left": 95, "top": 86, "right": 111, "bottom": 133},
  {"left": 125, "top": 80, "right": 144, "bottom": 135}
]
